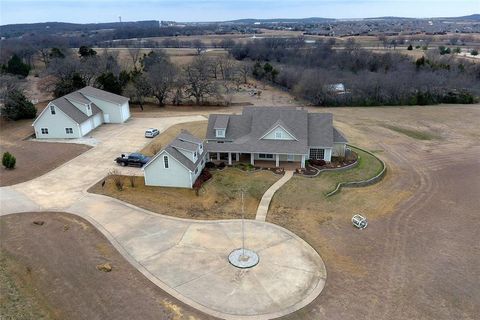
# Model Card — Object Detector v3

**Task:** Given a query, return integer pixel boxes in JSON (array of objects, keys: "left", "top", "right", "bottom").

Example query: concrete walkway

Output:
[
  {"left": 0, "top": 119, "right": 326, "bottom": 320},
  {"left": 256, "top": 171, "right": 294, "bottom": 221}
]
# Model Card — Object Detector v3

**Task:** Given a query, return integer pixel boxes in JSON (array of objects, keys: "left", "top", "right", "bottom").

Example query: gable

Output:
[{"left": 261, "top": 124, "right": 296, "bottom": 141}]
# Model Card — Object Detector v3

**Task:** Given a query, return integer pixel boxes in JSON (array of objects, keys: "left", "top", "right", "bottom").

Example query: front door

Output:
[{"left": 287, "top": 154, "right": 295, "bottom": 162}]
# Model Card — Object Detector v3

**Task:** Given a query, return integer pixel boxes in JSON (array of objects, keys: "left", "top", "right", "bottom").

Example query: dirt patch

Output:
[
  {"left": 0, "top": 212, "right": 216, "bottom": 320},
  {"left": 89, "top": 168, "right": 280, "bottom": 220}
]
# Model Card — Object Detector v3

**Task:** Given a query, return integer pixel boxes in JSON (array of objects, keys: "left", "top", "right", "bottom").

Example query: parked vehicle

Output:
[
  {"left": 115, "top": 153, "right": 151, "bottom": 167},
  {"left": 145, "top": 128, "right": 159, "bottom": 138}
]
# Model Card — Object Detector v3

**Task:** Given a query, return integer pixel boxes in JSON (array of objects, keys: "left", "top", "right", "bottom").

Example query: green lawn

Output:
[{"left": 271, "top": 147, "right": 384, "bottom": 211}]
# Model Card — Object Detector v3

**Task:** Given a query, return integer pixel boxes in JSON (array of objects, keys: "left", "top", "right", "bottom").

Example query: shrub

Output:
[
  {"left": 5, "top": 54, "right": 30, "bottom": 77},
  {"left": 471, "top": 49, "right": 479, "bottom": 56},
  {"left": 309, "top": 159, "right": 326, "bottom": 166},
  {"left": 205, "top": 161, "right": 215, "bottom": 169},
  {"left": 193, "top": 169, "right": 212, "bottom": 195},
  {"left": 217, "top": 162, "right": 226, "bottom": 169},
  {"left": 2, "top": 152, "right": 16, "bottom": 169},
  {"left": 407, "top": 44, "right": 413, "bottom": 50},
  {"left": 108, "top": 169, "right": 124, "bottom": 191}
]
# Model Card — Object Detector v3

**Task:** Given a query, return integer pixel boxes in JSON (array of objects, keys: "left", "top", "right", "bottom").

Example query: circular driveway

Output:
[{"left": 0, "top": 115, "right": 327, "bottom": 319}]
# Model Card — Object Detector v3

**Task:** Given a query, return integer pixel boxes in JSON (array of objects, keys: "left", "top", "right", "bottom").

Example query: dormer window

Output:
[
  {"left": 216, "top": 129, "right": 225, "bottom": 138},
  {"left": 87, "top": 104, "right": 91, "bottom": 110},
  {"left": 275, "top": 131, "right": 282, "bottom": 139},
  {"left": 50, "top": 105, "right": 56, "bottom": 115}
]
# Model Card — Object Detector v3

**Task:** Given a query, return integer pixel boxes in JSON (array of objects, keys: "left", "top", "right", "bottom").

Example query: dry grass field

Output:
[
  {"left": 0, "top": 212, "right": 215, "bottom": 320},
  {"left": 269, "top": 104, "right": 480, "bottom": 320}
]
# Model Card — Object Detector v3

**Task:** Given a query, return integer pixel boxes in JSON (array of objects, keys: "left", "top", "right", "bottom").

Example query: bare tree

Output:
[
  {"left": 128, "top": 46, "right": 142, "bottom": 70},
  {"left": 184, "top": 56, "right": 219, "bottom": 105},
  {"left": 192, "top": 39, "right": 206, "bottom": 55},
  {"left": 146, "top": 62, "right": 177, "bottom": 106}
]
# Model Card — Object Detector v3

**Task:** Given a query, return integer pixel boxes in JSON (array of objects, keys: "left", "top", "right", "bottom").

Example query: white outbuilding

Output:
[{"left": 33, "top": 86, "right": 130, "bottom": 139}]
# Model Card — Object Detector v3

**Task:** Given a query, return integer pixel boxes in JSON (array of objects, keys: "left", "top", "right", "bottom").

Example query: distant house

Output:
[
  {"left": 32, "top": 86, "right": 130, "bottom": 139},
  {"left": 326, "top": 83, "right": 347, "bottom": 95},
  {"left": 143, "top": 131, "right": 207, "bottom": 188},
  {"left": 206, "top": 107, "right": 348, "bottom": 168}
]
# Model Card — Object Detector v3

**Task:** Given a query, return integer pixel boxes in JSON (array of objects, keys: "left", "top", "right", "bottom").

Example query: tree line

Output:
[{"left": 229, "top": 38, "right": 479, "bottom": 106}]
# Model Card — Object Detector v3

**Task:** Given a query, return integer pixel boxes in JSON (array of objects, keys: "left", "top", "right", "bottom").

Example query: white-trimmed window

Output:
[
  {"left": 216, "top": 129, "right": 225, "bottom": 138},
  {"left": 50, "top": 105, "right": 56, "bottom": 115},
  {"left": 309, "top": 148, "right": 325, "bottom": 160},
  {"left": 259, "top": 153, "right": 274, "bottom": 159},
  {"left": 194, "top": 151, "right": 197, "bottom": 157},
  {"left": 275, "top": 131, "right": 282, "bottom": 139},
  {"left": 163, "top": 155, "right": 169, "bottom": 168},
  {"left": 41, "top": 128, "right": 49, "bottom": 134},
  {"left": 65, "top": 128, "right": 73, "bottom": 134},
  {"left": 195, "top": 167, "right": 199, "bottom": 174}
]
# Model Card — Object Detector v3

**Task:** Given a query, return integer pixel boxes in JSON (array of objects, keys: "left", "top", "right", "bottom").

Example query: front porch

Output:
[{"left": 208, "top": 152, "right": 305, "bottom": 169}]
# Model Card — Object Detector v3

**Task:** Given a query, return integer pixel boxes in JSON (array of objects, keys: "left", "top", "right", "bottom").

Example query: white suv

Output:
[{"left": 145, "top": 128, "right": 159, "bottom": 138}]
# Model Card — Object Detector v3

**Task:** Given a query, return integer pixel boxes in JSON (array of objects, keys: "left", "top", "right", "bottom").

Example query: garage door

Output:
[
  {"left": 93, "top": 113, "right": 102, "bottom": 127},
  {"left": 80, "top": 120, "right": 93, "bottom": 136}
]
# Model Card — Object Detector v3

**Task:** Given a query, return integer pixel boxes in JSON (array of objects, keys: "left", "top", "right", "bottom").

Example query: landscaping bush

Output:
[
  {"left": 309, "top": 159, "right": 326, "bottom": 166},
  {"left": 2, "top": 152, "right": 16, "bottom": 169},
  {"left": 217, "top": 162, "right": 226, "bottom": 169},
  {"left": 193, "top": 169, "right": 213, "bottom": 195},
  {"left": 108, "top": 169, "right": 124, "bottom": 191},
  {"left": 205, "top": 161, "right": 215, "bottom": 169}
]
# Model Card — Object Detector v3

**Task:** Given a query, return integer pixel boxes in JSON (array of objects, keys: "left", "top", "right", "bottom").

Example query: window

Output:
[
  {"left": 275, "top": 131, "right": 282, "bottom": 139},
  {"left": 87, "top": 104, "right": 91, "bottom": 110},
  {"left": 41, "top": 128, "right": 49, "bottom": 134},
  {"left": 65, "top": 128, "right": 73, "bottom": 134},
  {"left": 194, "top": 151, "right": 197, "bottom": 157},
  {"left": 309, "top": 148, "right": 325, "bottom": 160},
  {"left": 259, "top": 153, "right": 274, "bottom": 159},
  {"left": 50, "top": 106, "right": 56, "bottom": 115},
  {"left": 195, "top": 167, "right": 198, "bottom": 174},
  {"left": 163, "top": 155, "right": 169, "bottom": 169},
  {"left": 216, "top": 129, "right": 225, "bottom": 138}
]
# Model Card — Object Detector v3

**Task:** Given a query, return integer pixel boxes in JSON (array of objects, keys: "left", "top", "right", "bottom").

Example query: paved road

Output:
[{"left": 0, "top": 116, "right": 326, "bottom": 320}]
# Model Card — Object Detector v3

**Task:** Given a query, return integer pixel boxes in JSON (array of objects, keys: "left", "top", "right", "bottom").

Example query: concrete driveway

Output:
[{"left": 0, "top": 115, "right": 327, "bottom": 319}]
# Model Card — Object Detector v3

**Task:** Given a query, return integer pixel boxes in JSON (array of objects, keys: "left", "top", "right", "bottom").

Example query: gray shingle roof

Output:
[
  {"left": 307, "top": 113, "right": 334, "bottom": 147},
  {"left": 64, "top": 91, "right": 91, "bottom": 105},
  {"left": 78, "top": 86, "right": 129, "bottom": 105},
  {"left": 145, "top": 130, "right": 205, "bottom": 172},
  {"left": 333, "top": 127, "right": 348, "bottom": 143},
  {"left": 50, "top": 97, "right": 101, "bottom": 124},
  {"left": 213, "top": 115, "right": 229, "bottom": 129},
  {"left": 206, "top": 107, "right": 345, "bottom": 154},
  {"left": 177, "top": 131, "right": 203, "bottom": 145}
]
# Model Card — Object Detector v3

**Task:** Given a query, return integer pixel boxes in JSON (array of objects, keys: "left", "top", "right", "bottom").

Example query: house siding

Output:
[
  {"left": 34, "top": 106, "right": 80, "bottom": 139},
  {"left": 332, "top": 143, "right": 347, "bottom": 157},
  {"left": 144, "top": 151, "right": 193, "bottom": 188},
  {"left": 83, "top": 96, "right": 128, "bottom": 123}
]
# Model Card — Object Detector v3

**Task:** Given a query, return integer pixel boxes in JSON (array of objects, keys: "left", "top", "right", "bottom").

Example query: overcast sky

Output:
[{"left": 1, "top": 0, "right": 479, "bottom": 25}]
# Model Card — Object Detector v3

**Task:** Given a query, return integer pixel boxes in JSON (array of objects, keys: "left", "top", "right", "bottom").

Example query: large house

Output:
[
  {"left": 143, "top": 131, "right": 207, "bottom": 188},
  {"left": 33, "top": 86, "right": 130, "bottom": 139},
  {"left": 206, "top": 107, "right": 347, "bottom": 168}
]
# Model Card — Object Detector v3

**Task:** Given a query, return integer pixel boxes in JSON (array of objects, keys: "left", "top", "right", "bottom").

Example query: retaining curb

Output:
[{"left": 325, "top": 145, "right": 387, "bottom": 197}]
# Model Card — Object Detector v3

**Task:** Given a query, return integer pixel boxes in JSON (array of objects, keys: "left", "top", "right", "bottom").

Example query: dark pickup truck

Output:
[{"left": 115, "top": 153, "right": 151, "bottom": 167}]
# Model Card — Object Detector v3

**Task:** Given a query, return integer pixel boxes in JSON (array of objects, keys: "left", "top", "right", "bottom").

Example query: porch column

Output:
[
  {"left": 250, "top": 153, "right": 255, "bottom": 165},
  {"left": 275, "top": 154, "right": 279, "bottom": 167},
  {"left": 217, "top": 152, "right": 220, "bottom": 160},
  {"left": 236, "top": 153, "right": 240, "bottom": 161},
  {"left": 228, "top": 152, "right": 232, "bottom": 165},
  {"left": 301, "top": 155, "right": 306, "bottom": 168}
]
